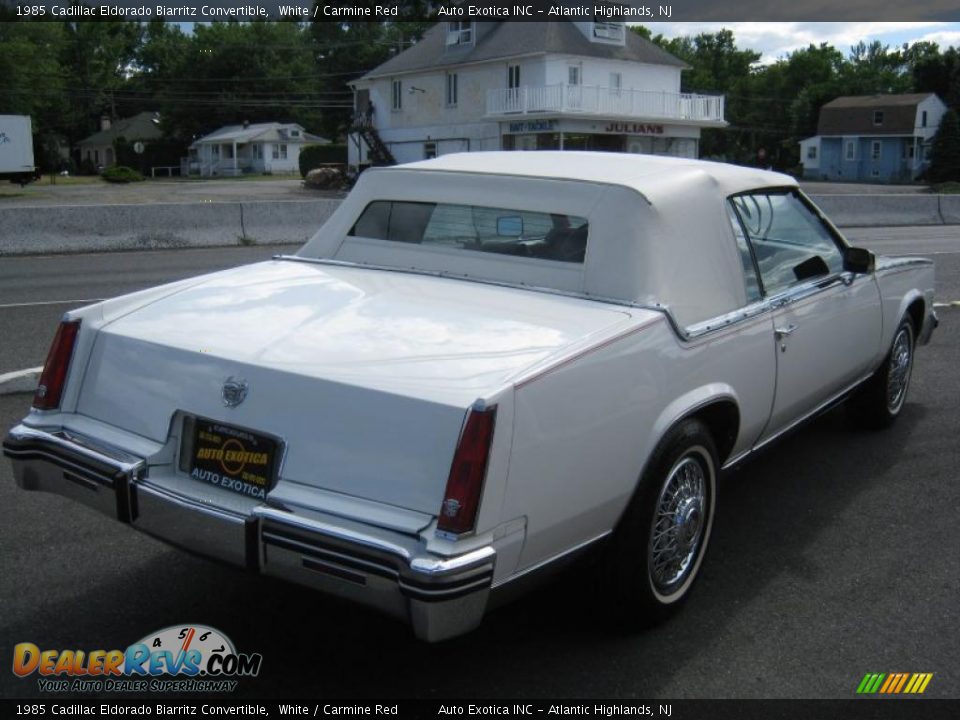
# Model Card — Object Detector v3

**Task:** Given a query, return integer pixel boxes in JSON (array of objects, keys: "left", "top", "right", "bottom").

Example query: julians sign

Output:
[{"left": 605, "top": 123, "right": 665, "bottom": 135}]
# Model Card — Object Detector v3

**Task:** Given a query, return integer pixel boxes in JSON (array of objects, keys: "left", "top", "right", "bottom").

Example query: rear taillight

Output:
[
  {"left": 437, "top": 405, "right": 496, "bottom": 537},
  {"left": 33, "top": 320, "right": 81, "bottom": 410}
]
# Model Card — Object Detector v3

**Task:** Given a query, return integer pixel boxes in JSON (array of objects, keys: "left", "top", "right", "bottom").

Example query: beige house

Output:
[{"left": 77, "top": 112, "right": 162, "bottom": 168}]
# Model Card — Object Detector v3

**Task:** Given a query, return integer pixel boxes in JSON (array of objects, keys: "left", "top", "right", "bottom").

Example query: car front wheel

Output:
[
  {"left": 601, "top": 419, "right": 718, "bottom": 625},
  {"left": 850, "top": 316, "right": 915, "bottom": 429}
]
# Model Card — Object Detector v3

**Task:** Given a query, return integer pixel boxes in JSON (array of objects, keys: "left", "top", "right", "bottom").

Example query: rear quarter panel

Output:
[{"left": 501, "top": 311, "right": 777, "bottom": 574}]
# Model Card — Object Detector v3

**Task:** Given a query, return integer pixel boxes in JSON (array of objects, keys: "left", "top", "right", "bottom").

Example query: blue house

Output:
[{"left": 799, "top": 93, "right": 948, "bottom": 183}]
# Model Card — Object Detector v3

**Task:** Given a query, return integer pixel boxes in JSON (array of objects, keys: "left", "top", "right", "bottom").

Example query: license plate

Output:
[{"left": 184, "top": 417, "right": 279, "bottom": 500}]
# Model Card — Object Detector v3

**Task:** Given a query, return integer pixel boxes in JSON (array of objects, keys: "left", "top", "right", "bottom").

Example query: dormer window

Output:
[
  {"left": 873, "top": 110, "right": 884, "bottom": 126},
  {"left": 447, "top": 22, "right": 473, "bottom": 47},
  {"left": 290, "top": 129, "right": 300, "bottom": 138},
  {"left": 593, "top": 22, "right": 625, "bottom": 42},
  {"left": 591, "top": 5, "right": 626, "bottom": 43}
]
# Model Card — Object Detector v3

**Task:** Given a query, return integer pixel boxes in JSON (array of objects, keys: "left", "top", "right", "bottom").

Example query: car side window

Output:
[
  {"left": 729, "top": 191, "right": 843, "bottom": 296},
  {"left": 726, "top": 203, "right": 763, "bottom": 303}
]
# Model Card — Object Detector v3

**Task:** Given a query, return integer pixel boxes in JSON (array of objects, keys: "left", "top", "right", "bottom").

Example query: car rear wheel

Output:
[
  {"left": 601, "top": 419, "right": 718, "bottom": 625},
  {"left": 849, "top": 317, "right": 915, "bottom": 429}
]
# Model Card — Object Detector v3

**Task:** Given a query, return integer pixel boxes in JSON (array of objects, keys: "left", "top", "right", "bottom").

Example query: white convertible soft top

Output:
[
  {"left": 299, "top": 153, "right": 800, "bottom": 327},
  {"left": 401, "top": 151, "right": 798, "bottom": 205}
]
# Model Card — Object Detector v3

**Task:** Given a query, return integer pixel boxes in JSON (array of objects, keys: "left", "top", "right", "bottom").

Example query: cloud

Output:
[
  {"left": 641, "top": 22, "right": 959, "bottom": 63},
  {"left": 914, "top": 30, "right": 960, "bottom": 46}
]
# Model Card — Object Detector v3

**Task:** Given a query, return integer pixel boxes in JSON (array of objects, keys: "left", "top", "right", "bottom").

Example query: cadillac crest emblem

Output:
[{"left": 221, "top": 377, "right": 249, "bottom": 407}]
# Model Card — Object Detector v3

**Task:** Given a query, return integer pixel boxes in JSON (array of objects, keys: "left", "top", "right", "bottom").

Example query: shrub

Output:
[
  {"left": 299, "top": 143, "right": 347, "bottom": 177},
  {"left": 101, "top": 165, "right": 145, "bottom": 183},
  {"left": 931, "top": 181, "right": 960, "bottom": 194}
]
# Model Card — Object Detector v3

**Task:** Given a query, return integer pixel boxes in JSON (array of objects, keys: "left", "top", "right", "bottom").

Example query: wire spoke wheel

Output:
[
  {"left": 886, "top": 326, "right": 913, "bottom": 414},
  {"left": 848, "top": 316, "right": 916, "bottom": 429},
  {"left": 601, "top": 420, "right": 718, "bottom": 625},
  {"left": 647, "top": 449, "right": 711, "bottom": 597}
]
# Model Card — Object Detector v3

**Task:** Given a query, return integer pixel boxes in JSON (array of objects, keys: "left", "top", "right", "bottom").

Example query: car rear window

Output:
[{"left": 349, "top": 201, "right": 589, "bottom": 264}]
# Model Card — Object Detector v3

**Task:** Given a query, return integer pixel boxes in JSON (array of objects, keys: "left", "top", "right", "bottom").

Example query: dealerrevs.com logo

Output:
[{"left": 13, "top": 624, "right": 262, "bottom": 693}]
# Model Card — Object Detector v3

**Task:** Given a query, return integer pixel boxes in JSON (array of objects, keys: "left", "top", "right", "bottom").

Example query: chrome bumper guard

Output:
[{"left": 3, "top": 424, "right": 495, "bottom": 642}]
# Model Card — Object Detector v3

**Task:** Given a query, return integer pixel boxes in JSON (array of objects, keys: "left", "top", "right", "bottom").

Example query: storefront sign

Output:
[
  {"left": 604, "top": 123, "right": 664, "bottom": 135},
  {"left": 507, "top": 120, "right": 558, "bottom": 133}
]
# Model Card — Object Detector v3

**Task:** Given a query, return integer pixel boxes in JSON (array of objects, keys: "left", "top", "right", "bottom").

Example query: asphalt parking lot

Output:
[{"left": 0, "top": 238, "right": 958, "bottom": 700}]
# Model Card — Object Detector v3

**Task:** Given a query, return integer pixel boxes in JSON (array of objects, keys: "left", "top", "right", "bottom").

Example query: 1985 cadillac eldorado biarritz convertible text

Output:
[{"left": 4, "top": 153, "right": 937, "bottom": 640}]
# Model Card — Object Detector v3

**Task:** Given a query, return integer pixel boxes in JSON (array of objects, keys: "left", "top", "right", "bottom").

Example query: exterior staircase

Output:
[{"left": 356, "top": 124, "right": 395, "bottom": 166}]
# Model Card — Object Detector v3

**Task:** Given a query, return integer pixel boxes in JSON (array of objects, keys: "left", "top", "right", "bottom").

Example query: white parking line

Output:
[{"left": 0, "top": 298, "right": 105, "bottom": 310}]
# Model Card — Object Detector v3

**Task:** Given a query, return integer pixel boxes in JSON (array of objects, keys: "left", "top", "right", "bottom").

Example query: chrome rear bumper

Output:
[{"left": 3, "top": 424, "right": 495, "bottom": 642}]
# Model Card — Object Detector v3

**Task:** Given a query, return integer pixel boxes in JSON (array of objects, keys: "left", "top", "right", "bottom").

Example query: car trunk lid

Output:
[{"left": 76, "top": 260, "right": 633, "bottom": 515}]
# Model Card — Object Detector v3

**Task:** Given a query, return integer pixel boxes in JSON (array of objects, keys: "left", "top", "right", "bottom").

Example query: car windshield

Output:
[{"left": 349, "top": 200, "right": 589, "bottom": 264}]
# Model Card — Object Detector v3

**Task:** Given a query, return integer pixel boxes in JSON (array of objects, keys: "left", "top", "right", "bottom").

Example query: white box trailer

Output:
[{"left": 0, "top": 115, "right": 40, "bottom": 185}]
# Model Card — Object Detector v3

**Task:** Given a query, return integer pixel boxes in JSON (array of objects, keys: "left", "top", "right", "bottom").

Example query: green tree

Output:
[
  {"left": 308, "top": 2, "right": 438, "bottom": 138},
  {"left": 0, "top": 23, "right": 66, "bottom": 120},
  {"left": 911, "top": 46, "right": 960, "bottom": 110},
  {"left": 149, "top": 21, "right": 323, "bottom": 142},
  {"left": 840, "top": 41, "right": 913, "bottom": 96},
  {"left": 928, "top": 109, "right": 960, "bottom": 182},
  {"left": 59, "top": 21, "right": 144, "bottom": 142}
]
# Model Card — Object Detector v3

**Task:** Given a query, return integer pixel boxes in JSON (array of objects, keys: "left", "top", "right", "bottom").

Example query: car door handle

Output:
[{"left": 774, "top": 324, "right": 798, "bottom": 340}]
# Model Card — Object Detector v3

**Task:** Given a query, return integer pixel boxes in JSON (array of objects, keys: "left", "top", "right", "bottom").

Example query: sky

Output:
[{"left": 642, "top": 22, "right": 960, "bottom": 63}]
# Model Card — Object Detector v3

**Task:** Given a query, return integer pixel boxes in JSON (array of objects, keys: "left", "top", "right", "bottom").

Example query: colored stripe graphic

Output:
[
  {"left": 856, "top": 673, "right": 885, "bottom": 693},
  {"left": 894, "top": 673, "right": 910, "bottom": 693},
  {"left": 857, "top": 672, "right": 932, "bottom": 694},
  {"left": 879, "top": 674, "right": 896, "bottom": 693}
]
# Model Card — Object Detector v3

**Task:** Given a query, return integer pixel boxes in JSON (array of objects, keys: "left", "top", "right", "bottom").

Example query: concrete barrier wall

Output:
[
  {"left": 240, "top": 200, "right": 340, "bottom": 245},
  {"left": 940, "top": 195, "right": 960, "bottom": 225},
  {"left": 0, "top": 194, "right": 956, "bottom": 256},
  {"left": 808, "top": 194, "right": 945, "bottom": 227},
  {"left": 0, "top": 199, "right": 341, "bottom": 256}
]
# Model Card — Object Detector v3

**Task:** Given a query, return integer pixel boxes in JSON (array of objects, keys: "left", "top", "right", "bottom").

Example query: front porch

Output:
[{"left": 182, "top": 142, "right": 268, "bottom": 177}]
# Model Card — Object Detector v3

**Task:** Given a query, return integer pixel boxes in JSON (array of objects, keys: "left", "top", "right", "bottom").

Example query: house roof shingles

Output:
[
  {"left": 817, "top": 93, "right": 936, "bottom": 135},
  {"left": 359, "top": 22, "right": 687, "bottom": 80},
  {"left": 77, "top": 111, "right": 163, "bottom": 147},
  {"left": 192, "top": 122, "right": 328, "bottom": 146}
]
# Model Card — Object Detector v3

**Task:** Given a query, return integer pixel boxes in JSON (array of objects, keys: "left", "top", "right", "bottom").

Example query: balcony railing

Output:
[{"left": 486, "top": 85, "right": 725, "bottom": 124}]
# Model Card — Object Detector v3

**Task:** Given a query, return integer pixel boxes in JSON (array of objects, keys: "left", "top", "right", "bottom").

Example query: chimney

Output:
[{"left": 100, "top": 115, "right": 111, "bottom": 131}]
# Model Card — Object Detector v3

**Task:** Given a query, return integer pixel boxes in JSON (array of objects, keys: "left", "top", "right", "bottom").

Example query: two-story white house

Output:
[{"left": 348, "top": 20, "right": 725, "bottom": 170}]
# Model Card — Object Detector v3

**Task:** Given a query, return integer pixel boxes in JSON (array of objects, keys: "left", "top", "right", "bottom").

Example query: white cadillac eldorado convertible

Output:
[{"left": 4, "top": 153, "right": 938, "bottom": 641}]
